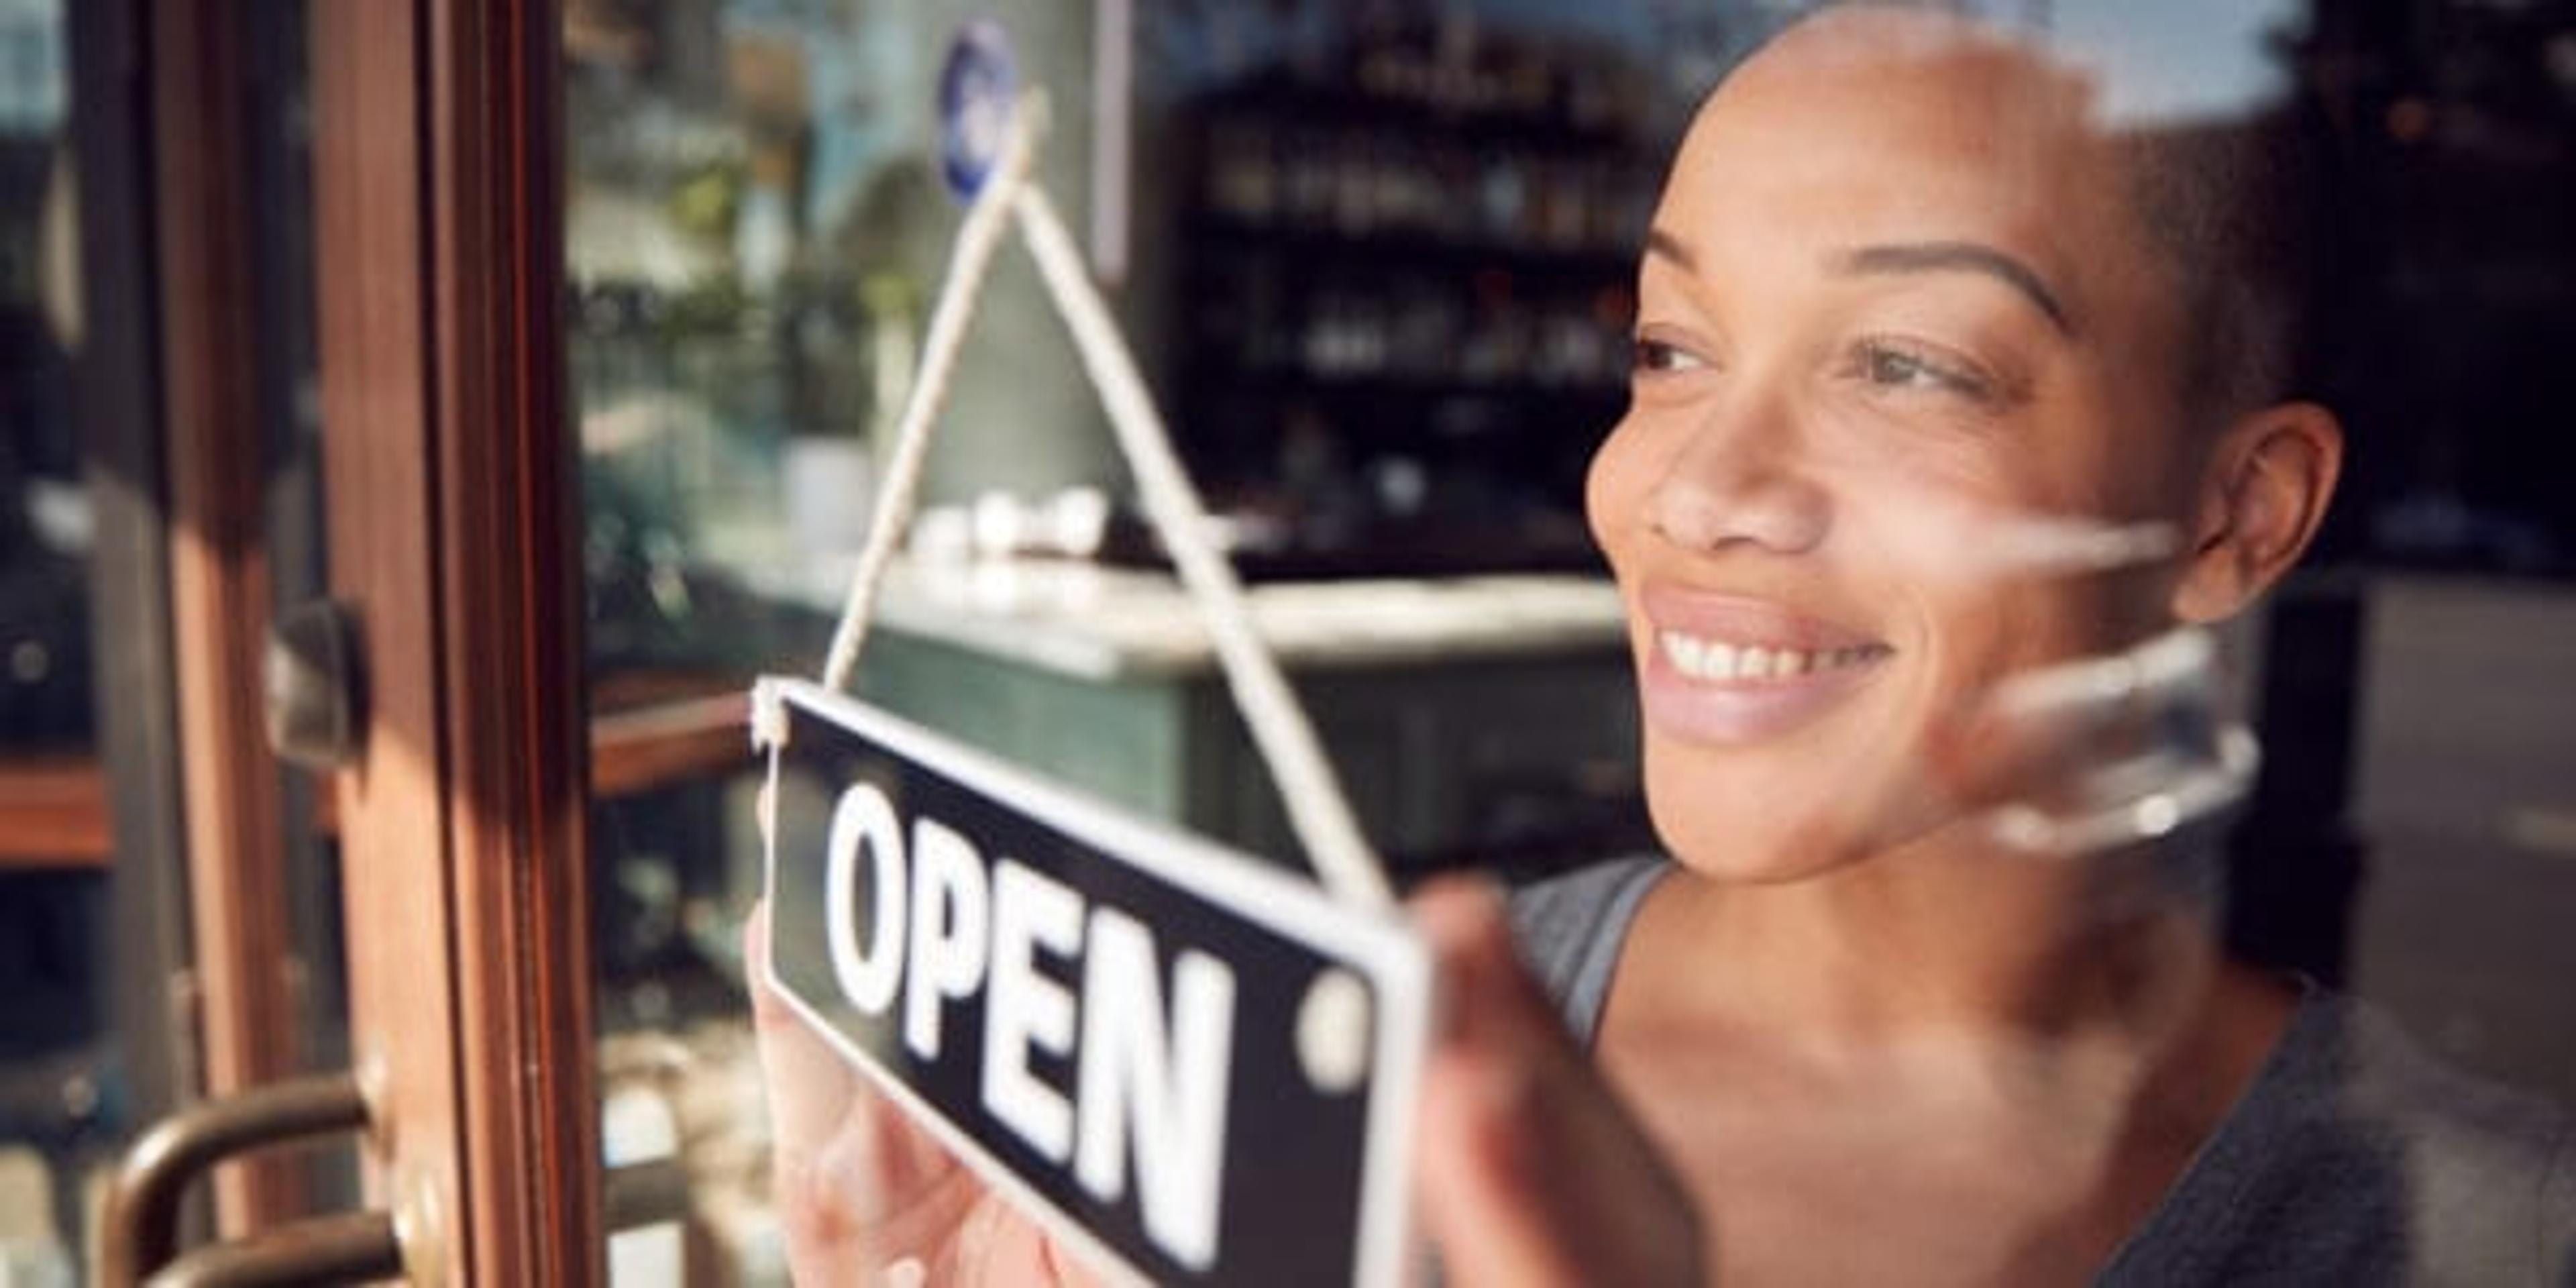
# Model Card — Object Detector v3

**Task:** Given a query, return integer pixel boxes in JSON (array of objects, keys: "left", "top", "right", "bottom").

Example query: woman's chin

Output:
[
  {"left": 1640, "top": 741, "right": 1951, "bottom": 886},
  {"left": 1646, "top": 793, "right": 1872, "bottom": 888}
]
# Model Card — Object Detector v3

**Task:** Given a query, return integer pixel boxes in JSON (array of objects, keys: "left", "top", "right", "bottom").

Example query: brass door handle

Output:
[
  {"left": 101, "top": 1071, "right": 400, "bottom": 1287},
  {"left": 148, "top": 1212, "right": 403, "bottom": 1288}
]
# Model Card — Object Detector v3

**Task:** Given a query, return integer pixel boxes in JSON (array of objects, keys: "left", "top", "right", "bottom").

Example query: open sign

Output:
[{"left": 756, "top": 678, "right": 1430, "bottom": 1287}]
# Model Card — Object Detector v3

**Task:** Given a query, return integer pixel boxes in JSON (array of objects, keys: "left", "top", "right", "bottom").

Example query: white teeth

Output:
[
  {"left": 1658, "top": 632, "right": 1880, "bottom": 682},
  {"left": 1663, "top": 631, "right": 1704, "bottom": 676},
  {"left": 1704, "top": 641, "right": 1739, "bottom": 681}
]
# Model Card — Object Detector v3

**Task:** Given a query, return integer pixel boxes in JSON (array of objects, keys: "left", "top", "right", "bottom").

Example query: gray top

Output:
[{"left": 1509, "top": 857, "right": 2576, "bottom": 1286}]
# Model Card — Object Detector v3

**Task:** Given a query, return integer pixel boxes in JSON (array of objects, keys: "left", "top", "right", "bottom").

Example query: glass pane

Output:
[
  {"left": 0, "top": 3, "right": 84, "bottom": 760},
  {"left": 567, "top": 1, "right": 840, "bottom": 1281},
  {"left": 1, "top": 0, "right": 115, "bottom": 1277},
  {"left": 570, "top": 1, "right": 2573, "bottom": 1283},
  {"left": 0, "top": 3, "right": 353, "bottom": 1279}
]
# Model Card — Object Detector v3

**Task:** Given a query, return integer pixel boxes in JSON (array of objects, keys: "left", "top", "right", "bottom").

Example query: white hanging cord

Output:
[
  {"left": 1014, "top": 186, "right": 1393, "bottom": 910},
  {"left": 818, "top": 97, "right": 1048, "bottom": 696},
  {"left": 810, "top": 91, "right": 1391, "bottom": 910}
]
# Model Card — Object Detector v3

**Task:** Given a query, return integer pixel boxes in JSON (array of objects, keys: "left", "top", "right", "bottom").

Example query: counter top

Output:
[{"left": 747, "top": 557, "right": 1630, "bottom": 681}]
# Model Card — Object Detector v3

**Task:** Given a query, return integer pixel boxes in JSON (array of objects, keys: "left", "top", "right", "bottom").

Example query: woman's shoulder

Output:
[
  {"left": 1504, "top": 855, "right": 1672, "bottom": 1047},
  {"left": 2313, "top": 995, "right": 2576, "bottom": 1277},
  {"left": 2111, "top": 986, "right": 2575, "bottom": 1285}
]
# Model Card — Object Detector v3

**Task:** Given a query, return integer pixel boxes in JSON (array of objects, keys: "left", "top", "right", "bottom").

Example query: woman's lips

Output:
[{"left": 1635, "top": 589, "right": 1892, "bottom": 744}]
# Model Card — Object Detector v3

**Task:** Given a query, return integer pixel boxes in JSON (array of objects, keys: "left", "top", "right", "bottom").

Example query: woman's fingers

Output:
[
  {"left": 750, "top": 899, "right": 881, "bottom": 1278},
  {"left": 747, "top": 902, "right": 857, "bottom": 1145},
  {"left": 746, "top": 900, "right": 1077, "bottom": 1285},
  {"left": 750, "top": 900, "right": 965, "bottom": 1278},
  {"left": 1410, "top": 879, "right": 1705, "bottom": 1288}
]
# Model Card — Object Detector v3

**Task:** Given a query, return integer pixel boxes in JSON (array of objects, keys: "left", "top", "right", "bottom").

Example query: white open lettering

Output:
[
  {"left": 1076, "top": 907, "right": 1236, "bottom": 1271},
  {"left": 982, "top": 858, "right": 1082, "bottom": 1163},
  {"left": 824, "top": 783, "right": 905, "bottom": 1016},
  {"left": 904, "top": 817, "right": 989, "bottom": 1060},
  {"left": 813, "top": 788, "right": 1246, "bottom": 1268}
]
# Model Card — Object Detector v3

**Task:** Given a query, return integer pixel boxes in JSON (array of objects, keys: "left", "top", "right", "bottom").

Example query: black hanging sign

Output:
[{"left": 756, "top": 678, "right": 1430, "bottom": 1287}]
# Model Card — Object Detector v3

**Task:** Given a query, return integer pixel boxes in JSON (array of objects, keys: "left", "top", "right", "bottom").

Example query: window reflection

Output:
[
  {"left": 1, "top": 3, "right": 103, "bottom": 1281},
  {"left": 1, "top": 11, "right": 84, "bottom": 757},
  {"left": 563, "top": 1, "right": 2573, "bottom": 1282}
]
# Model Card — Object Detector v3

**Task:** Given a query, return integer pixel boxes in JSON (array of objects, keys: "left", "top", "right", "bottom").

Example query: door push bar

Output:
[
  {"left": 103, "top": 1069, "right": 699, "bottom": 1285},
  {"left": 100, "top": 1071, "right": 400, "bottom": 1287}
]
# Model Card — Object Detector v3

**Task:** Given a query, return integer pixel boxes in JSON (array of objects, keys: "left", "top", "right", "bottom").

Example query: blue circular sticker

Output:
[{"left": 938, "top": 19, "right": 1020, "bottom": 202}]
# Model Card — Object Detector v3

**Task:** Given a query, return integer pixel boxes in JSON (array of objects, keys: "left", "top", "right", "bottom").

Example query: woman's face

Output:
[{"left": 1588, "top": 13, "right": 2204, "bottom": 879}]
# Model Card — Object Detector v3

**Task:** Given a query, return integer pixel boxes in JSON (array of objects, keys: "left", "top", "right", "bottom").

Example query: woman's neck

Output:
[{"left": 1640, "top": 831, "right": 2249, "bottom": 1081}]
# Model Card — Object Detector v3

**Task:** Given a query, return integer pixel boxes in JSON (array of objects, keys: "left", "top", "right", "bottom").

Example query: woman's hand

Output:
[
  {"left": 747, "top": 900, "right": 1089, "bottom": 1286},
  {"left": 751, "top": 881, "right": 1703, "bottom": 1285},
  {"left": 1409, "top": 878, "right": 1707, "bottom": 1287}
]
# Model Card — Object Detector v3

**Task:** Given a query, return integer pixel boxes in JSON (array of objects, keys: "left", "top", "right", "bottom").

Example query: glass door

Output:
[
  {"left": 5, "top": 0, "right": 354, "bottom": 1275},
  {"left": 13, "top": 0, "right": 604, "bottom": 1281},
  {"left": 65, "top": 1, "right": 813, "bottom": 1279}
]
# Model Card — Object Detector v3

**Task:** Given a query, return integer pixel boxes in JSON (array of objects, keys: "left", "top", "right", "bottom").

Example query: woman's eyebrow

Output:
[{"left": 1833, "top": 241, "right": 2076, "bottom": 336}]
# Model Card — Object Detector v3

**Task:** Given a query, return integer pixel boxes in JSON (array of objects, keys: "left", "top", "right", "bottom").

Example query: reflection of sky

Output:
[
  {"left": 0, "top": 0, "right": 66, "bottom": 136},
  {"left": 1148, "top": 0, "right": 2302, "bottom": 127},
  {"left": 2047, "top": 0, "right": 2302, "bottom": 125},
  {"left": 797, "top": 12, "right": 924, "bottom": 234}
]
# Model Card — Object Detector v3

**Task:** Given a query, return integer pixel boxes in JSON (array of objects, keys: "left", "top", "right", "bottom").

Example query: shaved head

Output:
[{"left": 1728, "top": 3, "right": 2318, "bottom": 434}]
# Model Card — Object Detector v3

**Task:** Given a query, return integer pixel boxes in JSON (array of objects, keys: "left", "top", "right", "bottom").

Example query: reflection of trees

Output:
[
  {"left": 782, "top": 156, "right": 942, "bottom": 444},
  {"left": 2287, "top": 0, "right": 2575, "bottom": 575}
]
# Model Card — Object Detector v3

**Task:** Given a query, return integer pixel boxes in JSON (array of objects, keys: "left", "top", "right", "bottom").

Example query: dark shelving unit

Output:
[{"left": 1170, "top": 30, "right": 1658, "bottom": 578}]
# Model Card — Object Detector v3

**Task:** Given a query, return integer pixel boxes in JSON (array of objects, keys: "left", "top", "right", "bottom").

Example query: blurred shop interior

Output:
[{"left": 2, "top": 0, "right": 2573, "bottom": 1281}]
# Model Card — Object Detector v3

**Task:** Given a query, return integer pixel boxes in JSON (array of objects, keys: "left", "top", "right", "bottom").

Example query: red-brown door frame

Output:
[
  {"left": 308, "top": 1, "right": 600, "bottom": 1281},
  {"left": 148, "top": 0, "right": 299, "bottom": 1236}
]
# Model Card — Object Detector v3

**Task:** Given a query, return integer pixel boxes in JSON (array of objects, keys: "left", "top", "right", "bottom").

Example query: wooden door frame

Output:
[
  {"left": 309, "top": 1, "right": 600, "bottom": 1281},
  {"left": 149, "top": 0, "right": 301, "bottom": 1236}
]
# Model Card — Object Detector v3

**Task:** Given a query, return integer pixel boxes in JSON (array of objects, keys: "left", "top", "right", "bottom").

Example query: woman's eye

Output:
[
  {"left": 1632, "top": 337, "right": 1710, "bottom": 375},
  {"left": 1855, "top": 339, "right": 1994, "bottom": 401}
]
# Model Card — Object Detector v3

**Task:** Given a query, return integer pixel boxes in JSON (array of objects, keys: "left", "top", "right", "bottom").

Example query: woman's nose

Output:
[{"left": 1643, "top": 398, "right": 1831, "bottom": 556}]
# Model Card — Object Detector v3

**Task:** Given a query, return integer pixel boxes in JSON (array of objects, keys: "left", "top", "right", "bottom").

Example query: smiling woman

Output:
[
  {"left": 739, "top": 3, "right": 2571, "bottom": 1284},
  {"left": 1590, "top": 5, "right": 2298, "bottom": 881},
  {"left": 1429, "top": 5, "right": 2574, "bottom": 1286}
]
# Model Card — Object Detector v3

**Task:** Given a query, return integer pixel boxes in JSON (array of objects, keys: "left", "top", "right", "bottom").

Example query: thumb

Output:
[{"left": 1409, "top": 877, "right": 1704, "bottom": 1287}]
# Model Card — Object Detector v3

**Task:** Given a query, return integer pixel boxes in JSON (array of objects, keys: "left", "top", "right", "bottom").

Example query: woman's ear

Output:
[{"left": 2170, "top": 401, "right": 2343, "bottom": 623}]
